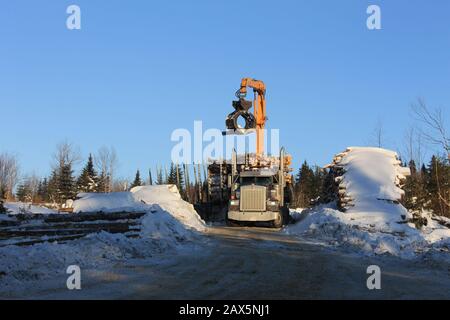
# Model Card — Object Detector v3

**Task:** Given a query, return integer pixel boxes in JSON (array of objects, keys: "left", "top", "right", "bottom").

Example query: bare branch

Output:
[
  {"left": 411, "top": 98, "right": 449, "bottom": 159},
  {"left": 52, "top": 140, "right": 81, "bottom": 169},
  {"left": 0, "top": 152, "right": 20, "bottom": 200},
  {"left": 95, "top": 146, "right": 119, "bottom": 192}
]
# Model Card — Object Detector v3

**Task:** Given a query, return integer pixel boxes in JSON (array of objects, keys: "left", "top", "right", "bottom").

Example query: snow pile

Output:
[
  {"left": 73, "top": 192, "right": 146, "bottom": 213},
  {"left": 73, "top": 192, "right": 147, "bottom": 213},
  {"left": 3, "top": 202, "right": 59, "bottom": 215},
  {"left": 288, "top": 206, "right": 450, "bottom": 259},
  {"left": 139, "top": 209, "right": 199, "bottom": 241},
  {"left": 287, "top": 147, "right": 450, "bottom": 259},
  {"left": 131, "top": 185, "right": 206, "bottom": 232},
  {"left": 73, "top": 185, "right": 205, "bottom": 232}
]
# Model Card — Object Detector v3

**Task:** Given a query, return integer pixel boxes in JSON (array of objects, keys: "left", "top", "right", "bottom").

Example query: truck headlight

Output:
[{"left": 267, "top": 201, "right": 278, "bottom": 210}]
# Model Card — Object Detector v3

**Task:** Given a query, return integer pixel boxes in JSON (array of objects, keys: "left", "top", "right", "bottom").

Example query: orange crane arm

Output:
[
  {"left": 238, "top": 78, "right": 266, "bottom": 96},
  {"left": 237, "top": 78, "right": 267, "bottom": 156}
]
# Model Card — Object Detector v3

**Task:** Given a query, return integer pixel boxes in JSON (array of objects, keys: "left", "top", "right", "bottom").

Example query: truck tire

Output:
[
  {"left": 225, "top": 216, "right": 240, "bottom": 227},
  {"left": 272, "top": 212, "right": 283, "bottom": 228}
]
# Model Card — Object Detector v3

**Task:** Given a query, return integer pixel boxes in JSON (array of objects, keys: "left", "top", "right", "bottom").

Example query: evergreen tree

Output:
[
  {"left": 37, "top": 178, "right": 49, "bottom": 202},
  {"left": 320, "top": 168, "right": 338, "bottom": 204},
  {"left": 97, "top": 170, "right": 107, "bottom": 193},
  {"left": 16, "top": 182, "right": 32, "bottom": 202},
  {"left": 47, "top": 169, "right": 60, "bottom": 203},
  {"left": 58, "top": 163, "right": 76, "bottom": 203},
  {"left": 404, "top": 160, "right": 420, "bottom": 211},
  {"left": 294, "top": 161, "right": 316, "bottom": 207},
  {"left": 167, "top": 163, "right": 177, "bottom": 184},
  {"left": 164, "top": 165, "right": 169, "bottom": 184},
  {"left": 166, "top": 163, "right": 185, "bottom": 192},
  {"left": 425, "top": 155, "right": 450, "bottom": 217},
  {"left": 131, "top": 170, "right": 142, "bottom": 189},
  {"left": 156, "top": 166, "right": 164, "bottom": 185},
  {"left": 420, "top": 163, "right": 427, "bottom": 176},
  {"left": 311, "top": 166, "right": 325, "bottom": 202},
  {"left": 76, "top": 154, "right": 98, "bottom": 193}
]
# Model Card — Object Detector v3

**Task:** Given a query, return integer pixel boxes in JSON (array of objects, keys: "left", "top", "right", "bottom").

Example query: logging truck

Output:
[{"left": 225, "top": 149, "right": 292, "bottom": 228}]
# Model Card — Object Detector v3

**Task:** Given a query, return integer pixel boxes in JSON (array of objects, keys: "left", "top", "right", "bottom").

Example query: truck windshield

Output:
[{"left": 240, "top": 176, "right": 273, "bottom": 186}]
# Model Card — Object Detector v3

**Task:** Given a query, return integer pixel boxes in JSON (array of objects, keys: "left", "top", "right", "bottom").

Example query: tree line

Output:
[
  {"left": 403, "top": 156, "right": 450, "bottom": 217},
  {"left": 13, "top": 141, "right": 205, "bottom": 206},
  {"left": 13, "top": 142, "right": 118, "bottom": 205}
]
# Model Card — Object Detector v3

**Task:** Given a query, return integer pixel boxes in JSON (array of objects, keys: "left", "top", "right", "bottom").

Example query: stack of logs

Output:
[
  {"left": 0, "top": 211, "right": 145, "bottom": 247},
  {"left": 325, "top": 148, "right": 410, "bottom": 212}
]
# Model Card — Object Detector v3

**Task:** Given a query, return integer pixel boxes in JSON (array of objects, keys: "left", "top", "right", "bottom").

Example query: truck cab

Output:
[{"left": 227, "top": 167, "right": 290, "bottom": 228}]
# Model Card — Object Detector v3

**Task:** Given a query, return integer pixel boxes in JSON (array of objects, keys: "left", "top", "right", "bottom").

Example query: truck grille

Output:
[{"left": 240, "top": 185, "right": 266, "bottom": 212}]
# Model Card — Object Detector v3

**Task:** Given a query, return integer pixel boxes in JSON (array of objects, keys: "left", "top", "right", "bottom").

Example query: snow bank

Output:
[
  {"left": 4, "top": 202, "right": 58, "bottom": 215},
  {"left": 73, "top": 185, "right": 205, "bottom": 232},
  {"left": 287, "top": 147, "right": 450, "bottom": 260},
  {"left": 73, "top": 192, "right": 146, "bottom": 213},
  {"left": 287, "top": 206, "right": 450, "bottom": 259},
  {"left": 131, "top": 185, "right": 206, "bottom": 232}
]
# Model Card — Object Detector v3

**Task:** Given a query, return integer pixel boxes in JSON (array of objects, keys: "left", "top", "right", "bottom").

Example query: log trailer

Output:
[{"left": 207, "top": 78, "right": 293, "bottom": 228}]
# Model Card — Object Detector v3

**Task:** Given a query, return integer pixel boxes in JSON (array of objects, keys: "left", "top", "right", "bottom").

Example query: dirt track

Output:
[{"left": 30, "top": 226, "right": 450, "bottom": 300}]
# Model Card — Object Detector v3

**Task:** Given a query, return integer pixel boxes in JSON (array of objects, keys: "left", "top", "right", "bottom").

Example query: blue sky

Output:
[{"left": 1, "top": 0, "right": 449, "bottom": 179}]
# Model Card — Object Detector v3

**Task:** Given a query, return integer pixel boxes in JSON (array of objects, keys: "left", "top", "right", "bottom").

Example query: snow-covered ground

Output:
[
  {"left": 3, "top": 202, "right": 58, "bottom": 215},
  {"left": 286, "top": 147, "right": 450, "bottom": 260},
  {"left": 0, "top": 185, "right": 206, "bottom": 297},
  {"left": 286, "top": 205, "right": 450, "bottom": 260},
  {"left": 73, "top": 185, "right": 206, "bottom": 232}
]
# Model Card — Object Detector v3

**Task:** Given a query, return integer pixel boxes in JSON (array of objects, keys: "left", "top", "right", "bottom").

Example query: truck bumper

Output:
[{"left": 228, "top": 210, "right": 279, "bottom": 222}]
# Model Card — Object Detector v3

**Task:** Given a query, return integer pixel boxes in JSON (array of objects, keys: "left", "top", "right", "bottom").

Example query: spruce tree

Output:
[
  {"left": 76, "top": 154, "right": 98, "bottom": 193},
  {"left": 404, "top": 160, "right": 419, "bottom": 211},
  {"left": 156, "top": 166, "right": 164, "bottom": 185},
  {"left": 37, "top": 178, "right": 49, "bottom": 202},
  {"left": 131, "top": 170, "right": 142, "bottom": 189},
  {"left": 320, "top": 168, "right": 338, "bottom": 204},
  {"left": 16, "top": 182, "right": 32, "bottom": 202},
  {"left": 311, "top": 166, "right": 325, "bottom": 202},
  {"left": 47, "top": 169, "right": 60, "bottom": 203},
  {"left": 97, "top": 171, "right": 105, "bottom": 193},
  {"left": 294, "top": 161, "right": 316, "bottom": 207},
  {"left": 59, "top": 163, "right": 76, "bottom": 203},
  {"left": 167, "top": 163, "right": 177, "bottom": 184},
  {"left": 426, "top": 156, "right": 450, "bottom": 217}
]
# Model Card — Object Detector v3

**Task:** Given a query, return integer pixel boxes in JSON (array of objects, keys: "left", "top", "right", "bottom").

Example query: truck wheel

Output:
[
  {"left": 272, "top": 212, "right": 283, "bottom": 228},
  {"left": 226, "top": 217, "right": 240, "bottom": 227}
]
